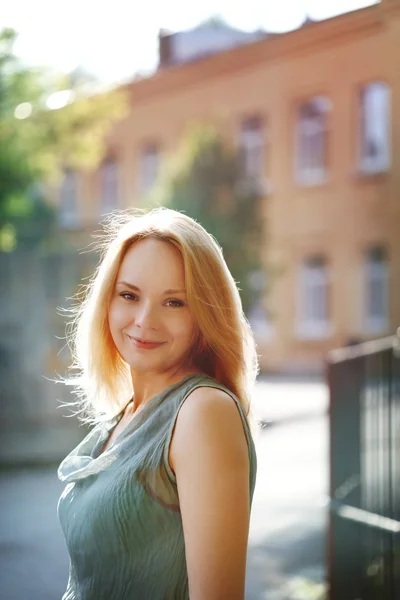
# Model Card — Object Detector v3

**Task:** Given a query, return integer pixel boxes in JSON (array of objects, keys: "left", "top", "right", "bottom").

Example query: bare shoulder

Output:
[
  {"left": 177, "top": 385, "right": 246, "bottom": 436},
  {"left": 169, "top": 385, "right": 249, "bottom": 473}
]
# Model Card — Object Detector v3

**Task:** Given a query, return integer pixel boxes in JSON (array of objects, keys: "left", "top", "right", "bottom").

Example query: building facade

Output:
[{"left": 54, "top": 0, "right": 400, "bottom": 373}]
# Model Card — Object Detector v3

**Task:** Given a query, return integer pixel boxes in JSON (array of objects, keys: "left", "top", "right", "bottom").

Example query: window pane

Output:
[
  {"left": 100, "top": 159, "right": 119, "bottom": 214},
  {"left": 140, "top": 143, "right": 160, "bottom": 192},
  {"left": 367, "top": 245, "right": 387, "bottom": 263},
  {"left": 296, "top": 96, "right": 329, "bottom": 181},
  {"left": 59, "top": 169, "right": 78, "bottom": 228},
  {"left": 368, "top": 276, "right": 385, "bottom": 319},
  {"left": 299, "top": 256, "right": 329, "bottom": 333},
  {"left": 364, "top": 245, "right": 389, "bottom": 329},
  {"left": 359, "top": 82, "right": 390, "bottom": 171},
  {"left": 239, "top": 116, "right": 265, "bottom": 179}
]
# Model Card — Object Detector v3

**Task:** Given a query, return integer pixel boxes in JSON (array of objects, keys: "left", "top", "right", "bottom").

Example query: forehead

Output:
[{"left": 118, "top": 238, "right": 185, "bottom": 285}]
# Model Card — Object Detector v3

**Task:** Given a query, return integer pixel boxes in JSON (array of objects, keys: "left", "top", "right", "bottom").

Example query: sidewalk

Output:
[
  {"left": 247, "top": 377, "right": 329, "bottom": 600},
  {"left": 252, "top": 376, "right": 329, "bottom": 425}
]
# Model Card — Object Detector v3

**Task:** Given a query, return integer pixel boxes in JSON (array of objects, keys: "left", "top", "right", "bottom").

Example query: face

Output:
[{"left": 108, "top": 237, "right": 197, "bottom": 377}]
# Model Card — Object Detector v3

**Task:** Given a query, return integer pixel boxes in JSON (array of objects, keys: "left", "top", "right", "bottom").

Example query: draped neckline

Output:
[{"left": 57, "top": 373, "right": 201, "bottom": 483}]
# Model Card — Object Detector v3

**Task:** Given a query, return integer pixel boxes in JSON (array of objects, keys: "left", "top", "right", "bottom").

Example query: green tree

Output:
[
  {"left": 0, "top": 28, "right": 128, "bottom": 251},
  {"left": 150, "top": 123, "right": 265, "bottom": 313}
]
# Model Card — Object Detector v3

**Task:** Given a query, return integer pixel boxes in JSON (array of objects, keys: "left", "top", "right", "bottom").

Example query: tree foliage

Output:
[
  {"left": 0, "top": 28, "right": 128, "bottom": 250},
  {"left": 150, "top": 123, "right": 265, "bottom": 313}
]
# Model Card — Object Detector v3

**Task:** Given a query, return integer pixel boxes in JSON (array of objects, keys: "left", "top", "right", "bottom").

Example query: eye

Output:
[
  {"left": 166, "top": 299, "right": 185, "bottom": 308},
  {"left": 120, "top": 292, "right": 138, "bottom": 301}
]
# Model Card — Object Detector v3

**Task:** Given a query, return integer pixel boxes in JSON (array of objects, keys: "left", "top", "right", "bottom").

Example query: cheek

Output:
[
  {"left": 172, "top": 313, "right": 195, "bottom": 343},
  {"left": 108, "top": 300, "right": 126, "bottom": 333}
]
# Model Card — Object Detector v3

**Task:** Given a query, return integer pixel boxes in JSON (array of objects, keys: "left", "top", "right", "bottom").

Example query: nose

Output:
[{"left": 134, "top": 301, "right": 158, "bottom": 331}]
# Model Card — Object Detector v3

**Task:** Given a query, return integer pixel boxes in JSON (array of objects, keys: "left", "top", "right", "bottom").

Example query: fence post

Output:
[{"left": 328, "top": 355, "right": 364, "bottom": 600}]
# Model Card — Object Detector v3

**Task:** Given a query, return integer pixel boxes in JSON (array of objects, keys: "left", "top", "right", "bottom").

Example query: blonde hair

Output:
[{"left": 66, "top": 207, "right": 259, "bottom": 423}]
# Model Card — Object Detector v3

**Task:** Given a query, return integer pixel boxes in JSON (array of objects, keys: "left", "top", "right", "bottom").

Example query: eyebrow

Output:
[{"left": 117, "top": 281, "right": 186, "bottom": 295}]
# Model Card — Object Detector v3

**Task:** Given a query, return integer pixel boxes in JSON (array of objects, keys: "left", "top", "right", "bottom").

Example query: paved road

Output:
[
  {"left": 0, "top": 468, "right": 69, "bottom": 600},
  {"left": 247, "top": 415, "right": 328, "bottom": 599},
  {"left": 0, "top": 378, "right": 328, "bottom": 600},
  {"left": 252, "top": 376, "right": 328, "bottom": 424},
  {"left": 248, "top": 378, "right": 328, "bottom": 599}
]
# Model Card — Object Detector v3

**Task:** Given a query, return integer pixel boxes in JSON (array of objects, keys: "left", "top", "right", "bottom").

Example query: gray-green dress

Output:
[{"left": 57, "top": 373, "right": 257, "bottom": 600}]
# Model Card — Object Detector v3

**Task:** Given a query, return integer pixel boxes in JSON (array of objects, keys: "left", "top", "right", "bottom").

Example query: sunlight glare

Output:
[
  {"left": 46, "top": 89, "right": 76, "bottom": 110},
  {"left": 14, "top": 102, "right": 32, "bottom": 119}
]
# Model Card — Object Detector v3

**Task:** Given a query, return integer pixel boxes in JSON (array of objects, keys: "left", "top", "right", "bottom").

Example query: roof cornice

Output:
[{"left": 122, "top": 5, "right": 389, "bottom": 104}]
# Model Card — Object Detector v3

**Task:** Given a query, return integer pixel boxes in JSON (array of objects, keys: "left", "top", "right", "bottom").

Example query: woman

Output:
[{"left": 58, "top": 207, "right": 258, "bottom": 600}]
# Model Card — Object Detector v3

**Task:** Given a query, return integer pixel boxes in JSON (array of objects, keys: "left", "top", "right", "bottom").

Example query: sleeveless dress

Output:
[{"left": 57, "top": 373, "right": 257, "bottom": 600}]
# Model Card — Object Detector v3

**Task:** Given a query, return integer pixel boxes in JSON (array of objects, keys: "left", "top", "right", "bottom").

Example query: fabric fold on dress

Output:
[{"left": 57, "top": 373, "right": 257, "bottom": 600}]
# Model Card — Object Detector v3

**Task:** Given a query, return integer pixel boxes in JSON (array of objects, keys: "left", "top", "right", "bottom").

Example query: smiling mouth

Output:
[{"left": 127, "top": 335, "right": 165, "bottom": 348}]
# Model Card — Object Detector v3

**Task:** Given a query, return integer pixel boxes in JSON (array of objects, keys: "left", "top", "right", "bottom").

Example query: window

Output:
[
  {"left": 58, "top": 169, "right": 78, "bottom": 228},
  {"left": 100, "top": 158, "right": 119, "bottom": 215},
  {"left": 359, "top": 82, "right": 391, "bottom": 173},
  {"left": 297, "top": 256, "right": 331, "bottom": 338},
  {"left": 295, "top": 96, "right": 330, "bottom": 185},
  {"left": 364, "top": 246, "right": 389, "bottom": 334},
  {"left": 238, "top": 116, "right": 268, "bottom": 193},
  {"left": 239, "top": 116, "right": 265, "bottom": 178},
  {"left": 247, "top": 269, "right": 274, "bottom": 339},
  {"left": 139, "top": 143, "right": 160, "bottom": 193}
]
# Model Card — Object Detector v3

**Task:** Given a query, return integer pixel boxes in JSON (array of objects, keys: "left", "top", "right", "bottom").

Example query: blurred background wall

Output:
[
  {"left": 1, "top": 0, "right": 399, "bottom": 465},
  {"left": 0, "top": 248, "right": 96, "bottom": 463},
  {"left": 47, "top": 0, "right": 400, "bottom": 374}
]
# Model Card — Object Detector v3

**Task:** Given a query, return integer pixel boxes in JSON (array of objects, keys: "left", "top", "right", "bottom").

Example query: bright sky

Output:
[{"left": 3, "top": 0, "right": 378, "bottom": 84}]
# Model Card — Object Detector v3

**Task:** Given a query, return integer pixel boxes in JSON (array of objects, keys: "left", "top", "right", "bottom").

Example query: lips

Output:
[{"left": 127, "top": 335, "right": 165, "bottom": 349}]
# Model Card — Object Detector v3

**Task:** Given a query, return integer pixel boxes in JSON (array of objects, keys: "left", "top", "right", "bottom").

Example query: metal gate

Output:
[{"left": 327, "top": 332, "right": 400, "bottom": 600}]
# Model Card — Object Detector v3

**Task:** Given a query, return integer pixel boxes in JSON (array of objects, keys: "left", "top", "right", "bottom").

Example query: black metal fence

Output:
[{"left": 327, "top": 332, "right": 400, "bottom": 600}]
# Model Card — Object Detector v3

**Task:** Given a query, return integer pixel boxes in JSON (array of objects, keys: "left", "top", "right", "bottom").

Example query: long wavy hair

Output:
[{"left": 65, "top": 207, "right": 259, "bottom": 424}]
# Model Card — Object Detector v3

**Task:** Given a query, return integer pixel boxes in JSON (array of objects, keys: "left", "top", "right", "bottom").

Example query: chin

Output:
[{"left": 125, "top": 354, "right": 166, "bottom": 371}]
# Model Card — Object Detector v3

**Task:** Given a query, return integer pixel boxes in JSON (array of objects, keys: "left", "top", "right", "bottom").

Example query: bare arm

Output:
[{"left": 169, "top": 387, "right": 251, "bottom": 600}]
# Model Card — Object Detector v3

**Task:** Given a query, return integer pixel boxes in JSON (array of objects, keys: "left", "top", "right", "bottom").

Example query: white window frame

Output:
[
  {"left": 139, "top": 143, "right": 160, "bottom": 193},
  {"left": 295, "top": 96, "right": 330, "bottom": 186},
  {"left": 100, "top": 159, "right": 119, "bottom": 215},
  {"left": 58, "top": 169, "right": 79, "bottom": 228},
  {"left": 359, "top": 82, "right": 391, "bottom": 174},
  {"left": 296, "top": 257, "right": 331, "bottom": 339},
  {"left": 238, "top": 116, "right": 269, "bottom": 194},
  {"left": 364, "top": 248, "right": 389, "bottom": 334}
]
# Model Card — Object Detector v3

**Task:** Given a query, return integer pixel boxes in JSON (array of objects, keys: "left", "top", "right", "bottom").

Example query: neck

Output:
[{"left": 129, "top": 367, "right": 201, "bottom": 411}]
